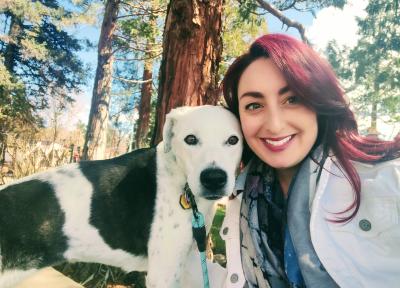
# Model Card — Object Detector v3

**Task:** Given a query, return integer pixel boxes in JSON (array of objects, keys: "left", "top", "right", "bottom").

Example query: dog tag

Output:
[{"left": 179, "top": 194, "right": 192, "bottom": 210}]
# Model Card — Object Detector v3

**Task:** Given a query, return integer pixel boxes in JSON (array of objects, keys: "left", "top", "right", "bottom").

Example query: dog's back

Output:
[{"left": 0, "top": 147, "right": 157, "bottom": 286}]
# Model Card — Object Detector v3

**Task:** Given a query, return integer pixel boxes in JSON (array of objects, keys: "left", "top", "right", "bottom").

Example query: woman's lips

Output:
[{"left": 261, "top": 135, "right": 295, "bottom": 152}]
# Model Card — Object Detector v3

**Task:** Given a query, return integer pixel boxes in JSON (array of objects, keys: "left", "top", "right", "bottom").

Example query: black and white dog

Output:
[{"left": 0, "top": 105, "right": 243, "bottom": 288}]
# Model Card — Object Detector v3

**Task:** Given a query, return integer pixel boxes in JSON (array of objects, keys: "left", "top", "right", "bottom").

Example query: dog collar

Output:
[{"left": 179, "top": 183, "right": 198, "bottom": 213}]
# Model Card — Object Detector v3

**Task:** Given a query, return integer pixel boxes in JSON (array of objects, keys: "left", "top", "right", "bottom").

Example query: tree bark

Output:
[
  {"left": 134, "top": 39, "right": 154, "bottom": 149},
  {"left": 150, "top": 0, "right": 224, "bottom": 146},
  {"left": 82, "top": 0, "right": 120, "bottom": 160}
]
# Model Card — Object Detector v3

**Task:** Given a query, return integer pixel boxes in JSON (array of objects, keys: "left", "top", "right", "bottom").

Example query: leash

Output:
[{"left": 181, "top": 183, "right": 210, "bottom": 288}]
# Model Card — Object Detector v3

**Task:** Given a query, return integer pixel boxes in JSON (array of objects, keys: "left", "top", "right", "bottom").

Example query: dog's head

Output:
[{"left": 162, "top": 105, "right": 243, "bottom": 200}]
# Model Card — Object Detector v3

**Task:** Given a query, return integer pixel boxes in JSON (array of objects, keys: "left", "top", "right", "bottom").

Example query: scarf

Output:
[{"left": 239, "top": 148, "right": 339, "bottom": 288}]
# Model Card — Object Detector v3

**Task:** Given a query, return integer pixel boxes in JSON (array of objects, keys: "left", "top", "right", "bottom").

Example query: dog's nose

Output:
[{"left": 200, "top": 168, "right": 227, "bottom": 190}]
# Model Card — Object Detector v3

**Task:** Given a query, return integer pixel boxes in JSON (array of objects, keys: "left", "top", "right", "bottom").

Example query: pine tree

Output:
[
  {"left": 82, "top": 0, "right": 120, "bottom": 160},
  {"left": 0, "top": 0, "right": 89, "bottom": 164},
  {"left": 326, "top": 0, "right": 399, "bottom": 135}
]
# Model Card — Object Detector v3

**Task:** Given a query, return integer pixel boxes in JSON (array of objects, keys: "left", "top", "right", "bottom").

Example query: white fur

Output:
[
  {"left": 146, "top": 106, "right": 243, "bottom": 288},
  {"left": 0, "top": 269, "right": 38, "bottom": 288}
]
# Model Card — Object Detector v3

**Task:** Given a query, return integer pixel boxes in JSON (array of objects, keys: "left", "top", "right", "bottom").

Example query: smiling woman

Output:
[
  {"left": 219, "top": 33, "right": 400, "bottom": 288},
  {"left": 237, "top": 57, "right": 318, "bottom": 196}
]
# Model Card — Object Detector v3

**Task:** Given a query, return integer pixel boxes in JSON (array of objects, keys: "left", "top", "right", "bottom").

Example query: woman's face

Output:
[{"left": 238, "top": 57, "right": 318, "bottom": 170}]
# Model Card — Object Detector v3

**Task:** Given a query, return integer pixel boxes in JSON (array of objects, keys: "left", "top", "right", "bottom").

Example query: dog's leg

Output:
[{"left": 146, "top": 208, "right": 193, "bottom": 288}]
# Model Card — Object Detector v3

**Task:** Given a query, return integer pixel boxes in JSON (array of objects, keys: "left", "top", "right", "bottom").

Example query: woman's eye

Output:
[
  {"left": 184, "top": 134, "right": 198, "bottom": 145},
  {"left": 245, "top": 103, "right": 262, "bottom": 110},
  {"left": 286, "top": 96, "right": 300, "bottom": 104}
]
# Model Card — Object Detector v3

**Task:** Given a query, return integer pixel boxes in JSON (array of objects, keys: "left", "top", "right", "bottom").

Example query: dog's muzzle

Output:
[{"left": 200, "top": 168, "right": 227, "bottom": 199}]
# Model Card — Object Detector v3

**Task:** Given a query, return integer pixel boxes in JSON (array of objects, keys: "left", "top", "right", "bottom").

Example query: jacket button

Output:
[
  {"left": 359, "top": 219, "right": 371, "bottom": 231},
  {"left": 222, "top": 227, "right": 229, "bottom": 235},
  {"left": 230, "top": 273, "right": 239, "bottom": 283}
]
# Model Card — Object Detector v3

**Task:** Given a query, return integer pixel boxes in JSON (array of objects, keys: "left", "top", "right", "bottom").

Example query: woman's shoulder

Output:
[{"left": 322, "top": 155, "right": 400, "bottom": 200}]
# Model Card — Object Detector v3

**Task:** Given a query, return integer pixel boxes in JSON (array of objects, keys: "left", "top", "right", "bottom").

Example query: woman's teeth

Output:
[{"left": 265, "top": 135, "right": 292, "bottom": 146}]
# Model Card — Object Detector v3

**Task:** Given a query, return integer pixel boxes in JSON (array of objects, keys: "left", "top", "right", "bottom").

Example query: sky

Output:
[{"left": 68, "top": 0, "right": 398, "bottom": 139}]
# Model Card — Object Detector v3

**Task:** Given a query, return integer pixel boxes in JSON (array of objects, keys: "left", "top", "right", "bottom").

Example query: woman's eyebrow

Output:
[
  {"left": 240, "top": 86, "right": 290, "bottom": 99},
  {"left": 239, "top": 91, "right": 263, "bottom": 99},
  {"left": 278, "top": 86, "right": 290, "bottom": 95}
]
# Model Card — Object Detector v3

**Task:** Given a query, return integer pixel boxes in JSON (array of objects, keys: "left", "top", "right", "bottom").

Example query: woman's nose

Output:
[{"left": 263, "top": 108, "right": 283, "bottom": 134}]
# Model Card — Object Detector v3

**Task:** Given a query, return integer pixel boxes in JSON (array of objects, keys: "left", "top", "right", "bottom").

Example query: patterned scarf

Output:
[{"left": 239, "top": 148, "right": 339, "bottom": 288}]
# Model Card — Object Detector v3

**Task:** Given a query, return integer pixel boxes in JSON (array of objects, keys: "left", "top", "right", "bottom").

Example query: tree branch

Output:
[
  {"left": 113, "top": 76, "right": 153, "bottom": 84},
  {"left": 115, "top": 52, "right": 162, "bottom": 61},
  {"left": 255, "top": 0, "right": 308, "bottom": 43}
]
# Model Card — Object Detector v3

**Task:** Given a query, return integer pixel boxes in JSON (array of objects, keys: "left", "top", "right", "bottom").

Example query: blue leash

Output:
[
  {"left": 192, "top": 211, "right": 210, "bottom": 288},
  {"left": 183, "top": 183, "right": 210, "bottom": 288}
]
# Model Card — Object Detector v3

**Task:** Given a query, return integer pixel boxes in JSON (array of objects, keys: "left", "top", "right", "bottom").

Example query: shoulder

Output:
[{"left": 328, "top": 157, "right": 399, "bottom": 196}]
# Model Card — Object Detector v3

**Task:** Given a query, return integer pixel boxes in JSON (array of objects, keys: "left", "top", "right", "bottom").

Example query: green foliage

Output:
[
  {"left": 325, "top": 0, "right": 400, "bottom": 128},
  {"left": 0, "top": 0, "right": 91, "bottom": 143},
  {"left": 220, "top": 0, "right": 267, "bottom": 79}
]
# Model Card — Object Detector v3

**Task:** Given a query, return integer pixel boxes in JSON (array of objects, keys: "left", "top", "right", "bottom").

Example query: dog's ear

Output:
[{"left": 163, "top": 113, "right": 175, "bottom": 153}]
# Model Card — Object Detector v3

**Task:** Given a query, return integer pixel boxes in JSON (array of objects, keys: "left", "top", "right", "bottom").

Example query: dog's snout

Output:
[{"left": 200, "top": 168, "right": 227, "bottom": 190}]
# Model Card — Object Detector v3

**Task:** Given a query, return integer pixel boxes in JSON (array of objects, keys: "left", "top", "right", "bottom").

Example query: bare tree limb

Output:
[
  {"left": 115, "top": 53, "right": 162, "bottom": 61},
  {"left": 113, "top": 76, "right": 153, "bottom": 84},
  {"left": 255, "top": 0, "right": 309, "bottom": 43}
]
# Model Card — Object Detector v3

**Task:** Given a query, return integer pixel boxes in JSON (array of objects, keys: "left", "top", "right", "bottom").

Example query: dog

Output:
[{"left": 0, "top": 105, "right": 243, "bottom": 288}]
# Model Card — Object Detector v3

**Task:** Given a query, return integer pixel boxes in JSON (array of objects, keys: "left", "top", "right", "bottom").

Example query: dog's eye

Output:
[
  {"left": 184, "top": 134, "right": 198, "bottom": 145},
  {"left": 226, "top": 136, "right": 239, "bottom": 145}
]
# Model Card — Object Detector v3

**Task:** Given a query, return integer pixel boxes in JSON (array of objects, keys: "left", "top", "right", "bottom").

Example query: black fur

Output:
[
  {"left": 80, "top": 147, "right": 157, "bottom": 256},
  {"left": 0, "top": 180, "right": 68, "bottom": 269}
]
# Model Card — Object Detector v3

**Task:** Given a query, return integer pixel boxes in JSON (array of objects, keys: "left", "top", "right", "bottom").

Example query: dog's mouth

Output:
[
  {"left": 200, "top": 189, "right": 226, "bottom": 200},
  {"left": 204, "top": 195, "right": 224, "bottom": 200}
]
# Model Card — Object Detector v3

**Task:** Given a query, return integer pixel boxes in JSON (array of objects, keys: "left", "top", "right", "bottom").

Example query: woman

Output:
[{"left": 219, "top": 34, "right": 400, "bottom": 288}]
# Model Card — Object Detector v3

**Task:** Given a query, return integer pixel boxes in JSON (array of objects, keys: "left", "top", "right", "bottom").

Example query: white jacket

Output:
[{"left": 219, "top": 157, "right": 400, "bottom": 288}]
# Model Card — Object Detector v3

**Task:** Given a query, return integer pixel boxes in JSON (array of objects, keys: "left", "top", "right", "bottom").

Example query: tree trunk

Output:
[
  {"left": 3, "top": 14, "right": 21, "bottom": 72},
  {"left": 150, "top": 0, "right": 224, "bottom": 146},
  {"left": 368, "top": 92, "right": 378, "bottom": 135},
  {"left": 368, "top": 74, "right": 379, "bottom": 136},
  {"left": 82, "top": 0, "right": 120, "bottom": 160},
  {"left": 134, "top": 40, "right": 154, "bottom": 149}
]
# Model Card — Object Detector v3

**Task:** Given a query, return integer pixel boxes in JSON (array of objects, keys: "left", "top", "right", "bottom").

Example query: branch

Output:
[
  {"left": 278, "top": 0, "right": 297, "bottom": 11},
  {"left": 115, "top": 52, "right": 162, "bottom": 61},
  {"left": 114, "top": 34, "right": 161, "bottom": 47},
  {"left": 119, "top": 1, "right": 166, "bottom": 16},
  {"left": 113, "top": 76, "right": 153, "bottom": 84},
  {"left": 255, "top": 0, "right": 308, "bottom": 43},
  {"left": 109, "top": 104, "right": 134, "bottom": 119}
]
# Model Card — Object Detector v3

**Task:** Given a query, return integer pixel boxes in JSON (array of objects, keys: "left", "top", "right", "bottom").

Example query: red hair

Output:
[{"left": 222, "top": 34, "right": 400, "bottom": 222}]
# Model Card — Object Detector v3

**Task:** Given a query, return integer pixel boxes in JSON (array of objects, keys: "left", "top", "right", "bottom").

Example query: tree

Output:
[
  {"left": 115, "top": 0, "right": 165, "bottom": 149},
  {"left": 151, "top": 0, "right": 224, "bottom": 145},
  {"left": 220, "top": 0, "right": 267, "bottom": 78},
  {"left": 134, "top": 15, "right": 157, "bottom": 149},
  {"left": 82, "top": 0, "right": 120, "bottom": 160},
  {"left": 0, "top": 0, "right": 90, "bottom": 164},
  {"left": 326, "top": 0, "right": 399, "bottom": 135}
]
